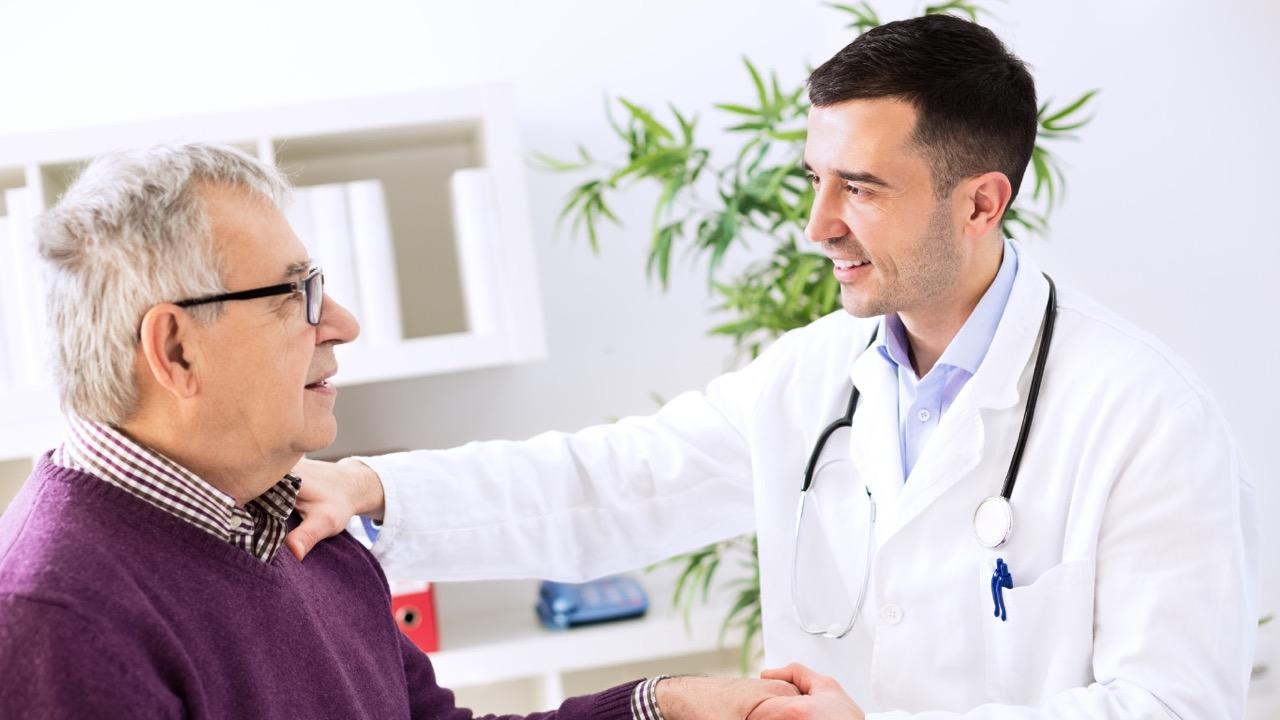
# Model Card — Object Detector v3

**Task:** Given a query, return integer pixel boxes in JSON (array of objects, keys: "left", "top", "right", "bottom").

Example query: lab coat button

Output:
[
  {"left": 917, "top": 409, "right": 931, "bottom": 422},
  {"left": 880, "top": 603, "right": 903, "bottom": 625}
]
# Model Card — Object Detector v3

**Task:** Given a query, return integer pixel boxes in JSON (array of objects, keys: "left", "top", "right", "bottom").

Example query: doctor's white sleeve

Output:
[
  {"left": 353, "top": 333, "right": 797, "bottom": 583},
  {"left": 868, "top": 395, "right": 1259, "bottom": 720}
]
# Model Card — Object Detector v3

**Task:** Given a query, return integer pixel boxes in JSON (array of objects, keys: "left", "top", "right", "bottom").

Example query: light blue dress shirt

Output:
[{"left": 874, "top": 240, "right": 1019, "bottom": 480}]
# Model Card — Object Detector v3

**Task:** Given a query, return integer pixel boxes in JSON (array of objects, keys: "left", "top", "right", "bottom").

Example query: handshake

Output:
[{"left": 657, "top": 664, "right": 864, "bottom": 720}]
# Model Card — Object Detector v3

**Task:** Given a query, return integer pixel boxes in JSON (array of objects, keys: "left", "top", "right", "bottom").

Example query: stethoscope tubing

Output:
[
  {"left": 999, "top": 276, "right": 1057, "bottom": 500},
  {"left": 801, "top": 274, "right": 1057, "bottom": 503},
  {"left": 791, "top": 274, "right": 1057, "bottom": 637}
]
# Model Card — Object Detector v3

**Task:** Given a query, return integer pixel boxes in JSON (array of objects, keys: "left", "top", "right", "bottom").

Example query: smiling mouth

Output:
[
  {"left": 304, "top": 379, "right": 331, "bottom": 390},
  {"left": 832, "top": 258, "right": 870, "bottom": 270}
]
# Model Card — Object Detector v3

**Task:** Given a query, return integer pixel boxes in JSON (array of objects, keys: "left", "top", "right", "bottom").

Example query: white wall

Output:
[{"left": 3, "top": 0, "right": 1276, "bottom": 629}]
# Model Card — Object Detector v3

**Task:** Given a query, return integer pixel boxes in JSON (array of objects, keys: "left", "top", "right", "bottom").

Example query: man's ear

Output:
[
  {"left": 962, "top": 171, "right": 1013, "bottom": 240},
  {"left": 137, "top": 304, "right": 201, "bottom": 400}
]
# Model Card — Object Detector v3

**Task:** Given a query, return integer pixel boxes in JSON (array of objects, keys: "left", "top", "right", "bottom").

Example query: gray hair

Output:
[{"left": 37, "top": 143, "right": 290, "bottom": 425}]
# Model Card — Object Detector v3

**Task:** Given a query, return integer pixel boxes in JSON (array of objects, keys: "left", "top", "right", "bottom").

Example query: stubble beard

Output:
[{"left": 840, "top": 201, "right": 962, "bottom": 319}]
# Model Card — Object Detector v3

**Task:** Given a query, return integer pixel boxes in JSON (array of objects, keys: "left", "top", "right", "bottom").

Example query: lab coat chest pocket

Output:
[{"left": 980, "top": 558, "right": 1095, "bottom": 705}]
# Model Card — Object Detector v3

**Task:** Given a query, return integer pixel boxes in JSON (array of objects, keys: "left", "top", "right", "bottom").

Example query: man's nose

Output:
[
  {"left": 804, "top": 185, "right": 850, "bottom": 246},
  {"left": 318, "top": 293, "right": 360, "bottom": 345}
]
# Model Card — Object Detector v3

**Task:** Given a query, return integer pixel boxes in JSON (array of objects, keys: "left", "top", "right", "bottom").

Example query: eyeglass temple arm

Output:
[{"left": 174, "top": 281, "right": 299, "bottom": 309}]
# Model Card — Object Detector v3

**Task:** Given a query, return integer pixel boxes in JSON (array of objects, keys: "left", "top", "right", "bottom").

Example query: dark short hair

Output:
[{"left": 808, "top": 14, "right": 1038, "bottom": 204}]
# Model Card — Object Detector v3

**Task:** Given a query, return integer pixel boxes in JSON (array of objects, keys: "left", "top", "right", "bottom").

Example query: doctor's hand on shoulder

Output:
[
  {"left": 746, "top": 664, "right": 865, "bottom": 720},
  {"left": 286, "top": 458, "right": 384, "bottom": 561}
]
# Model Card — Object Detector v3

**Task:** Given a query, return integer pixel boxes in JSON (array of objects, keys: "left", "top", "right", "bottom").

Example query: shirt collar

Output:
[
  {"left": 58, "top": 416, "right": 300, "bottom": 561},
  {"left": 875, "top": 239, "right": 1020, "bottom": 379}
]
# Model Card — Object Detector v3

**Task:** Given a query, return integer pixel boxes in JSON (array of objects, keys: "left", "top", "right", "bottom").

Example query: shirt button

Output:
[
  {"left": 880, "top": 603, "right": 904, "bottom": 625},
  {"left": 917, "top": 409, "right": 931, "bottom": 422}
]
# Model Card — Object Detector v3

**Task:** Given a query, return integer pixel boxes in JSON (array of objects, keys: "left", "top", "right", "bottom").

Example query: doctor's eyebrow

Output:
[{"left": 803, "top": 161, "right": 894, "bottom": 190}]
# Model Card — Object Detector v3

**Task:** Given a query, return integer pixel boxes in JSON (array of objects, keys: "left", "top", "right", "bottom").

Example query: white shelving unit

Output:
[
  {"left": 0, "top": 84, "right": 547, "bottom": 482},
  {"left": 431, "top": 564, "right": 745, "bottom": 709}
]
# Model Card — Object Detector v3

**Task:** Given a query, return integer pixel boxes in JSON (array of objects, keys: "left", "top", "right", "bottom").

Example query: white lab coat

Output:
[{"left": 361, "top": 245, "right": 1258, "bottom": 718}]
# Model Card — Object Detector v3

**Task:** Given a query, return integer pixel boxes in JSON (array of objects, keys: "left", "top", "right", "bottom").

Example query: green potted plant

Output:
[{"left": 539, "top": 0, "right": 1097, "bottom": 670}]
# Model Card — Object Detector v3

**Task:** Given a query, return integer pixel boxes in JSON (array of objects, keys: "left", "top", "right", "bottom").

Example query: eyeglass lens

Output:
[{"left": 306, "top": 271, "right": 324, "bottom": 325}]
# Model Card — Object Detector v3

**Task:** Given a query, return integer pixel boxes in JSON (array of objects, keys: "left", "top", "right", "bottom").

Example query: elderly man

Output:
[{"left": 0, "top": 144, "right": 794, "bottom": 719}]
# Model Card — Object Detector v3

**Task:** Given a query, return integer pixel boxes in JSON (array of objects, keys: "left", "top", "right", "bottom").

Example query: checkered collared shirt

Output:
[{"left": 51, "top": 416, "right": 300, "bottom": 563}]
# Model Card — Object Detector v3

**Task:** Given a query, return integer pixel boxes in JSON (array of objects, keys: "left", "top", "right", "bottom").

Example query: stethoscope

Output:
[{"left": 792, "top": 275, "right": 1057, "bottom": 638}]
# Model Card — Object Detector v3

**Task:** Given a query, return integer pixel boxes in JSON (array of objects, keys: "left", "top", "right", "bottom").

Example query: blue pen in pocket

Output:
[{"left": 991, "top": 558, "right": 1014, "bottom": 621}]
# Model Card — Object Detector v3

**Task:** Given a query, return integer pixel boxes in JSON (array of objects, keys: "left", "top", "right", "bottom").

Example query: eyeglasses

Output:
[{"left": 175, "top": 266, "right": 325, "bottom": 325}]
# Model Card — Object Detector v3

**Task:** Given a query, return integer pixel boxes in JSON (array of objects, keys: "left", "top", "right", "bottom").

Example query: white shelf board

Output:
[
  {"left": 0, "top": 85, "right": 506, "bottom": 168},
  {"left": 428, "top": 567, "right": 744, "bottom": 689}
]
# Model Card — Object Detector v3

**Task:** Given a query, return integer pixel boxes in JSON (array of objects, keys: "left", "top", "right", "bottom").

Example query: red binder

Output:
[{"left": 390, "top": 581, "right": 438, "bottom": 653}]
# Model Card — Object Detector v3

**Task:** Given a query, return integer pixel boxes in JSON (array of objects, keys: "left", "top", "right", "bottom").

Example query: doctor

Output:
[{"left": 288, "top": 14, "right": 1257, "bottom": 719}]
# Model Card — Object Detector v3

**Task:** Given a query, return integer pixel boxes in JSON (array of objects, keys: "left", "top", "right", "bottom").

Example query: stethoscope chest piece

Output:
[{"left": 973, "top": 495, "right": 1013, "bottom": 549}]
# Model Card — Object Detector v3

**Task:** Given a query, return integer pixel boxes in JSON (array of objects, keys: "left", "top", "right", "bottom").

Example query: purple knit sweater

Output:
[{"left": 0, "top": 458, "right": 639, "bottom": 719}]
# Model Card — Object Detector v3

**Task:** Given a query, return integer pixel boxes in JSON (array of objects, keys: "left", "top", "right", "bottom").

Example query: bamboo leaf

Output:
[
  {"left": 531, "top": 151, "right": 591, "bottom": 172},
  {"left": 700, "top": 556, "right": 721, "bottom": 601},
  {"left": 1040, "top": 89, "right": 1100, "bottom": 125},
  {"left": 648, "top": 219, "right": 680, "bottom": 289},
  {"left": 828, "top": 1, "right": 881, "bottom": 32},
  {"left": 1040, "top": 117, "right": 1093, "bottom": 134},
  {"left": 744, "top": 57, "right": 768, "bottom": 108},
  {"left": 583, "top": 204, "right": 599, "bottom": 252},
  {"left": 744, "top": 142, "right": 772, "bottom": 178},
  {"left": 555, "top": 181, "right": 590, "bottom": 225},
  {"left": 707, "top": 209, "right": 740, "bottom": 281},
  {"left": 738, "top": 613, "right": 763, "bottom": 674},
  {"left": 767, "top": 128, "right": 808, "bottom": 142},
  {"left": 593, "top": 192, "right": 621, "bottom": 226},
  {"left": 619, "top": 97, "right": 675, "bottom": 142},
  {"left": 669, "top": 103, "right": 696, "bottom": 145},
  {"left": 715, "top": 103, "right": 760, "bottom": 117},
  {"left": 924, "top": 0, "right": 984, "bottom": 22},
  {"left": 718, "top": 588, "right": 760, "bottom": 646},
  {"left": 603, "top": 94, "right": 628, "bottom": 143},
  {"left": 1030, "top": 148, "right": 1048, "bottom": 201}
]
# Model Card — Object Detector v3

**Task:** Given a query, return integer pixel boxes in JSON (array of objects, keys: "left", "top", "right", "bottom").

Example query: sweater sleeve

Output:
[
  {"left": 398, "top": 632, "right": 641, "bottom": 720},
  {"left": 0, "top": 594, "right": 182, "bottom": 719}
]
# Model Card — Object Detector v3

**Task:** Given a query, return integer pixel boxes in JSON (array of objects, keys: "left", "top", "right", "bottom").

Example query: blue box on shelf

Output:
[{"left": 536, "top": 575, "right": 649, "bottom": 630}]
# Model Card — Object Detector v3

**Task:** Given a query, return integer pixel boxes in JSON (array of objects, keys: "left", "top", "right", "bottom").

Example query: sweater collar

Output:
[{"left": 54, "top": 416, "right": 300, "bottom": 562}]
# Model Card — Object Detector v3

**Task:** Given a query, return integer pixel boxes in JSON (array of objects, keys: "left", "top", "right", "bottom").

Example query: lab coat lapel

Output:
[
  {"left": 962, "top": 242, "right": 1052, "bottom": 415},
  {"left": 888, "top": 407, "right": 984, "bottom": 540},
  {"left": 876, "top": 244, "right": 1053, "bottom": 541},
  {"left": 848, "top": 327, "right": 905, "bottom": 544}
]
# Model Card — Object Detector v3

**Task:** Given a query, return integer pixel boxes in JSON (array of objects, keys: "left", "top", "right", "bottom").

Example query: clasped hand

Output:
[{"left": 658, "top": 664, "right": 864, "bottom": 720}]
